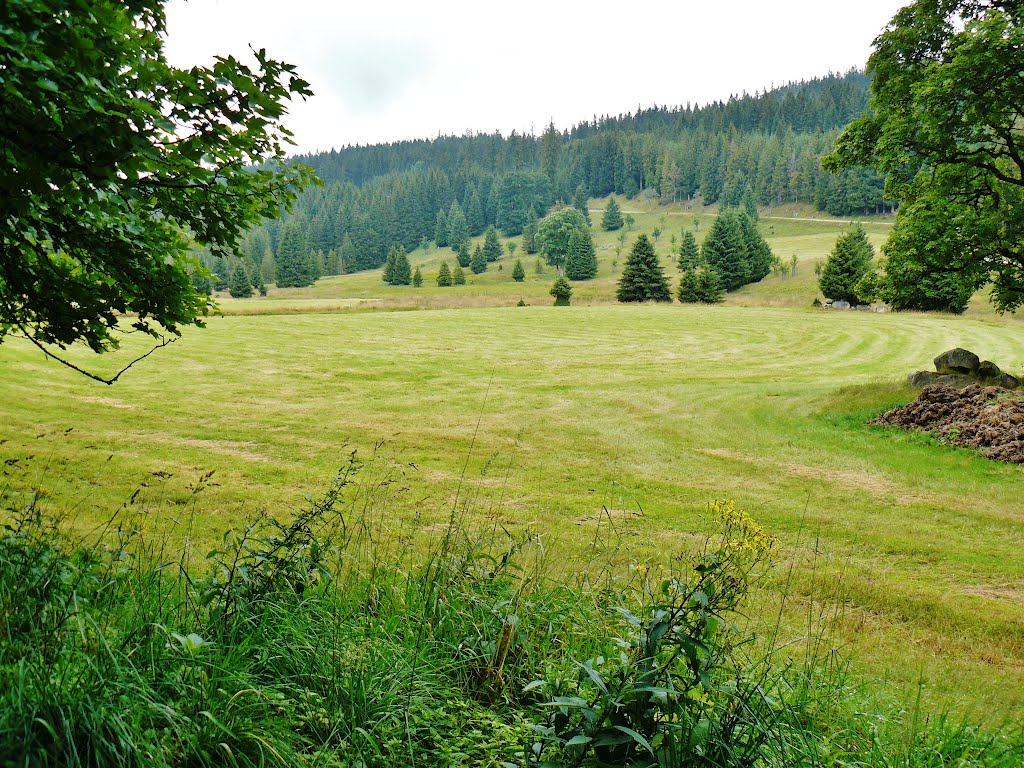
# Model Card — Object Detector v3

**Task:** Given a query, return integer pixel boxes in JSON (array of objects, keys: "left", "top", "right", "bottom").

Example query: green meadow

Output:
[{"left": 2, "top": 201, "right": 1023, "bottom": 726}]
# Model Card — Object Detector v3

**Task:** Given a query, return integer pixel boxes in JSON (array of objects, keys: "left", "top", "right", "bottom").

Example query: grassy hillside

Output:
[
  {"left": 3, "top": 230, "right": 1023, "bottom": 727},
  {"left": 219, "top": 199, "right": 897, "bottom": 315}
]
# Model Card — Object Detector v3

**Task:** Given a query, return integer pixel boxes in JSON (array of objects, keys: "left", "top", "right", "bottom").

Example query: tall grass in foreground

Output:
[{"left": 0, "top": 457, "right": 1020, "bottom": 767}]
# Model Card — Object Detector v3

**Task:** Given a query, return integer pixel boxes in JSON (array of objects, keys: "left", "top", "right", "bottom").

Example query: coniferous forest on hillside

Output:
[{"left": 208, "top": 71, "right": 888, "bottom": 284}]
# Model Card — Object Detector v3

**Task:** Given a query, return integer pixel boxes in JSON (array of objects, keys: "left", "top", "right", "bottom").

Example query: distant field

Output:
[{"left": 3, "top": 269, "right": 1024, "bottom": 722}]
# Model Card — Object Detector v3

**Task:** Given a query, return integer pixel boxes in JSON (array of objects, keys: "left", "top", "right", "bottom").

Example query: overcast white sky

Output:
[{"left": 164, "top": 0, "right": 910, "bottom": 155}]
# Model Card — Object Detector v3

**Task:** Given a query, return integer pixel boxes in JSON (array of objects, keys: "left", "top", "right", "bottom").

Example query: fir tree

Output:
[
  {"left": 434, "top": 208, "right": 448, "bottom": 247},
  {"left": 456, "top": 241, "right": 471, "bottom": 268},
  {"left": 453, "top": 265, "right": 466, "bottom": 285},
  {"left": 677, "top": 269, "right": 700, "bottom": 303},
  {"left": 819, "top": 225, "right": 874, "bottom": 303},
  {"left": 522, "top": 206, "right": 540, "bottom": 254},
  {"left": 550, "top": 276, "right": 573, "bottom": 306},
  {"left": 436, "top": 261, "right": 452, "bottom": 286},
  {"left": 572, "top": 184, "right": 591, "bottom": 225},
  {"left": 260, "top": 249, "right": 276, "bottom": 285},
  {"left": 565, "top": 230, "right": 598, "bottom": 280},
  {"left": 512, "top": 259, "right": 525, "bottom": 282},
  {"left": 616, "top": 234, "right": 672, "bottom": 302},
  {"left": 696, "top": 267, "right": 725, "bottom": 303},
  {"left": 190, "top": 268, "right": 213, "bottom": 297},
  {"left": 541, "top": 122, "right": 561, "bottom": 183},
  {"left": 470, "top": 244, "right": 487, "bottom": 274},
  {"left": 245, "top": 230, "right": 269, "bottom": 271},
  {"left": 338, "top": 234, "right": 356, "bottom": 274},
  {"left": 447, "top": 200, "right": 469, "bottom": 254},
  {"left": 212, "top": 255, "right": 229, "bottom": 291},
  {"left": 249, "top": 266, "right": 267, "bottom": 297},
  {"left": 678, "top": 230, "right": 700, "bottom": 270},
  {"left": 275, "top": 220, "right": 311, "bottom": 288},
  {"left": 465, "top": 185, "right": 485, "bottom": 235},
  {"left": 482, "top": 226, "right": 503, "bottom": 262},
  {"left": 382, "top": 246, "right": 397, "bottom": 284},
  {"left": 701, "top": 209, "right": 750, "bottom": 292},
  {"left": 738, "top": 211, "right": 773, "bottom": 283},
  {"left": 303, "top": 247, "right": 322, "bottom": 284},
  {"left": 392, "top": 246, "right": 412, "bottom": 285},
  {"left": 228, "top": 261, "right": 254, "bottom": 298},
  {"left": 601, "top": 198, "right": 624, "bottom": 231},
  {"left": 742, "top": 186, "right": 759, "bottom": 220},
  {"left": 413, "top": 266, "right": 423, "bottom": 287}
]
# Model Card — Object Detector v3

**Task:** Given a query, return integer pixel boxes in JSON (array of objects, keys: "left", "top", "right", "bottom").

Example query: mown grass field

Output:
[{"left": 2, "top": 200, "right": 1023, "bottom": 725}]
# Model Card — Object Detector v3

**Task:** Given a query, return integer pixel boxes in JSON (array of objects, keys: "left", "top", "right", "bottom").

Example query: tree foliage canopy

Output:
[
  {"left": 824, "top": 0, "right": 1024, "bottom": 311},
  {"left": 0, "top": 0, "right": 315, "bottom": 381},
  {"left": 537, "top": 207, "right": 590, "bottom": 269}
]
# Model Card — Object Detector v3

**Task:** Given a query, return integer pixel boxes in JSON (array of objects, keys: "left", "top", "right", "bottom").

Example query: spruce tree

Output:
[
  {"left": 228, "top": 261, "right": 254, "bottom": 298},
  {"left": 434, "top": 208, "right": 448, "bottom": 247},
  {"left": 382, "top": 246, "right": 397, "bottom": 284},
  {"left": 616, "top": 234, "right": 672, "bottom": 302},
  {"left": 741, "top": 187, "right": 759, "bottom": 221},
  {"left": 338, "top": 234, "right": 356, "bottom": 274},
  {"left": 678, "top": 230, "right": 700, "bottom": 270},
  {"left": 453, "top": 265, "right": 466, "bottom": 285},
  {"left": 436, "top": 261, "right": 452, "bottom": 286},
  {"left": 677, "top": 269, "right": 700, "bottom": 303},
  {"left": 302, "top": 247, "right": 321, "bottom": 286},
  {"left": 212, "top": 255, "right": 229, "bottom": 291},
  {"left": 696, "top": 267, "right": 725, "bottom": 303},
  {"left": 260, "top": 249, "right": 276, "bottom": 285},
  {"left": 456, "top": 241, "right": 471, "bottom": 268},
  {"left": 738, "top": 211, "right": 773, "bottom": 283},
  {"left": 190, "top": 268, "right": 213, "bottom": 297},
  {"left": 447, "top": 201, "right": 469, "bottom": 254},
  {"left": 522, "top": 206, "right": 540, "bottom": 254},
  {"left": 466, "top": 186, "right": 485, "bottom": 235},
  {"left": 565, "top": 230, "right": 598, "bottom": 280},
  {"left": 819, "top": 225, "right": 874, "bottom": 303},
  {"left": 572, "top": 184, "right": 591, "bottom": 225},
  {"left": 249, "top": 266, "right": 267, "bottom": 296},
  {"left": 245, "top": 230, "right": 269, "bottom": 272},
  {"left": 512, "top": 259, "right": 525, "bottom": 282},
  {"left": 701, "top": 209, "right": 750, "bottom": 292},
  {"left": 482, "top": 226, "right": 503, "bottom": 262},
  {"left": 275, "top": 220, "right": 309, "bottom": 288},
  {"left": 413, "top": 266, "right": 423, "bottom": 287},
  {"left": 550, "top": 276, "right": 573, "bottom": 306},
  {"left": 601, "top": 197, "right": 624, "bottom": 231},
  {"left": 392, "top": 246, "right": 412, "bottom": 285},
  {"left": 470, "top": 244, "right": 487, "bottom": 274}
]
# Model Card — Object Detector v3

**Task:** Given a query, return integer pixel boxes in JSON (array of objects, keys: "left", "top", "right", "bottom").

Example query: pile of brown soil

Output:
[{"left": 871, "top": 385, "right": 1024, "bottom": 463}]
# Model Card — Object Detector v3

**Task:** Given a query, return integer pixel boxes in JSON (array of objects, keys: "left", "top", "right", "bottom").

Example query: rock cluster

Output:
[
  {"left": 822, "top": 299, "right": 890, "bottom": 312},
  {"left": 908, "top": 348, "right": 1019, "bottom": 390}
]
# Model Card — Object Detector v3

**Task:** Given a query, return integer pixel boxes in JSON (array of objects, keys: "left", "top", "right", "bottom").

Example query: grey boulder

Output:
[{"left": 934, "top": 348, "right": 981, "bottom": 375}]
